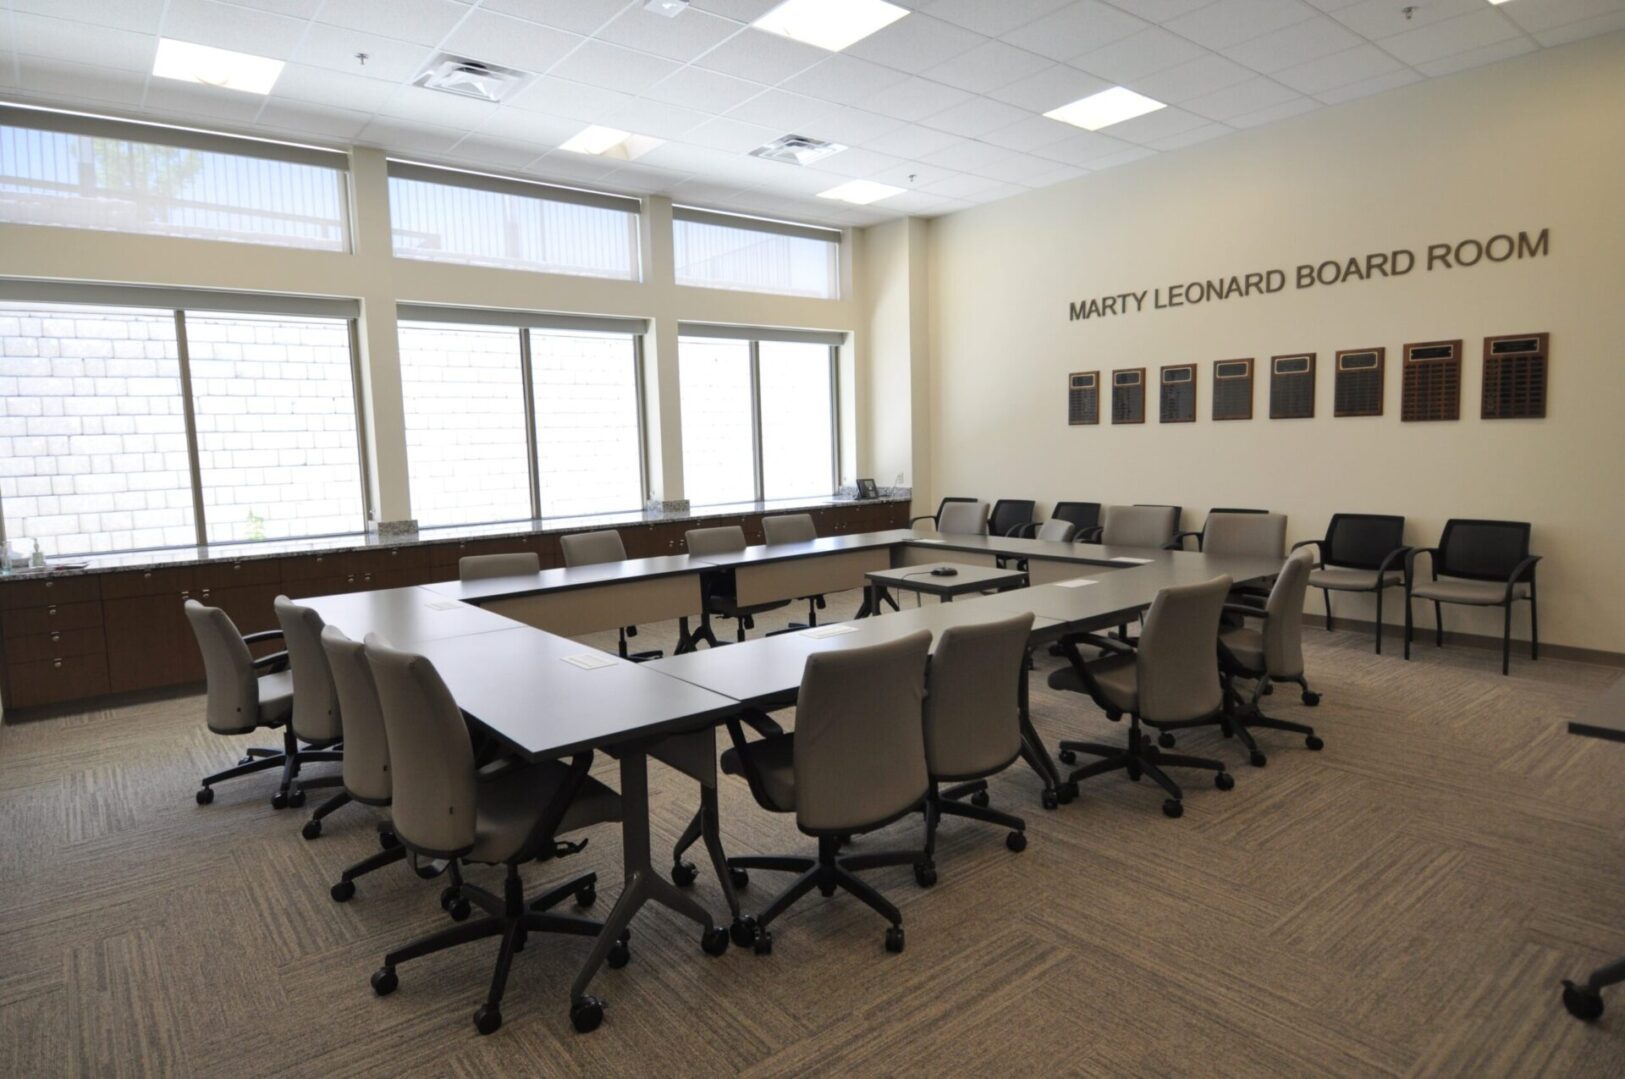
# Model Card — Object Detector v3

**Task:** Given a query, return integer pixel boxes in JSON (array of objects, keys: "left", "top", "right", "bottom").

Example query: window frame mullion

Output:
[
  {"left": 172, "top": 309, "right": 209, "bottom": 547},
  {"left": 519, "top": 328, "right": 542, "bottom": 520},
  {"left": 749, "top": 339, "right": 764, "bottom": 503}
]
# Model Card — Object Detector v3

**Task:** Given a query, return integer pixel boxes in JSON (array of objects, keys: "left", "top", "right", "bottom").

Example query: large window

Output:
[
  {"left": 398, "top": 308, "right": 647, "bottom": 527},
  {"left": 673, "top": 207, "right": 840, "bottom": 299},
  {"left": 0, "top": 105, "right": 348, "bottom": 251},
  {"left": 389, "top": 161, "right": 640, "bottom": 280},
  {"left": 678, "top": 327, "right": 840, "bottom": 506},
  {"left": 0, "top": 292, "right": 365, "bottom": 556}
]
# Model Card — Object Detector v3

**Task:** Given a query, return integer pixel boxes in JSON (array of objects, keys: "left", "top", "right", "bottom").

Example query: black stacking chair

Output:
[
  {"left": 988, "top": 499, "right": 1037, "bottom": 538},
  {"left": 1049, "top": 501, "right": 1102, "bottom": 537},
  {"left": 1405, "top": 519, "right": 1539, "bottom": 675},
  {"left": 1294, "top": 514, "right": 1410, "bottom": 654}
]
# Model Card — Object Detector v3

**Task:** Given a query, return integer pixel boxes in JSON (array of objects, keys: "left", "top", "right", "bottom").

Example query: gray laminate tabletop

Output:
[
  {"left": 1569, "top": 676, "right": 1625, "bottom": 743},
  {"left": 421, "top": 554, "right": 711, "bottom": 604},
  {"left": 687, "top": 530, "right": 919, "bottom": 568},
  {"left": 300, "top": 586, "right": 520, "bottom": 645},
  {"left": 866, "top": 561, "right": 1028, "bottom": 598}
]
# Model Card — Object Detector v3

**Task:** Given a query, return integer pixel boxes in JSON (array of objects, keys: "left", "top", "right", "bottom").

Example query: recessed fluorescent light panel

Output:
[
  {"left": 1045, "top": 87, "right": 1166, "bottom": 132},
  {"left": 645, "top": 0, "right": 690, "bottom": 14},
  {"left": 152, "top": 38, "right": 284, "bottom": 95},
  {"left": 750, "top": 134, "right": 848, "bottom": 166},
  {"left": 817, "top": 179, "right": 904, "bottom": 205},
  {"left": 560, "top": 125, "right": 663, "bottom": 160},
  {"left": 753, "top": 0, "right": 909, "bottom": 52}
]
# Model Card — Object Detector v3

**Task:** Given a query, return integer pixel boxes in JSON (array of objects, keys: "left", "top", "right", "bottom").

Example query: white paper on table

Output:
[
  {"left": 803, "top": 624, "right": 860, "bottom": 639},
  {"left": 1055, "top": 578, "right": 1098, "bottom": 588},
  {"left": 1110, "top": 557, "right": 1153, "bottom": 565},
  {"left": 425, "top": 600, "right": 465, "bottom": 611},
  {"left": 561, "top": 652, "right": 617, "bottom": 670}
]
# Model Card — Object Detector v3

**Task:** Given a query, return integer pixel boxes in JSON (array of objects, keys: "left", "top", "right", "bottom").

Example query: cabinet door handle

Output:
[
  {"left": 143, "top": 571, "right": 154, "bottom": 579},
  {"left": 52, "top": 659, "right": 63, "bottom": 669},
  {"left": 200, "top": 588, "right": 211, "bottom": 598},
  {"left": 47, "top": 604, "right": 57, "bottom": 616},
  {"left": 50, "top": 631, "right": 61, "bottom": 643}
]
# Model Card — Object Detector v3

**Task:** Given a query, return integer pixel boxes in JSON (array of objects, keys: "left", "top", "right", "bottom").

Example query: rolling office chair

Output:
[
  {"left": 186, "top": 600, "right": 342, "bottom": 809},
  {"left": 722, "top": 632, "right": 933, "bottom": 955},
  {"left": 987, "top": 499, "right": 1038, "bottom": 538},
  {"left": 1173, "top": 507, "right": 1271, "bottom": 550},
  {"left": 1404, "top": 519, "right": 1540, "bottom": 675},
  {"left": 1209, "top": 549, "right": 1324, "bottom": 767},
  {"left": 916, "top": 613, "right": 1035, "bottom": 887},
  {"left": 363, "top": 635, "right": 627, "bottom": 1036},
  {"left": 1295, "top": 513, "right": 1410, "bottom": 655},
  {"left": 559, "top": 530, "right": 661, "bottom": 661},
  {"left": 459, "top": 552, "right": 541, "bottom": 580},
  {"left": 273, "top": 597, "right": 351, "bottom": 838},
  {"left": 685, "top": 525, "right": 792, "bottom": 645},
  {"left": 320, "top": 626, "right": 410, "bottom": 901},
  {"left": 1050, "top": 576, "right": 1237, "bottom": 818},
  {"left": 762, "top": 513, "right": 826, "bottom": 629},
  {"left": 909, "top": 496, "right": 978, "bottom": 530},
  {"left": 1049, "top": 501, "right": 1102, "bottom": 537},
  {"left": 1081, "top": 504, "right": 1181, "bottom": 548}
]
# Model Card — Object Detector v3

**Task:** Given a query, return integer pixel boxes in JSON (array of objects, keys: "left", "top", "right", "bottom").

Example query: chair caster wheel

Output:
[
  {"left": 914, "top": 862, "right": 937, "bottom": 888},
  {"left": 1262, "top": 683, "right": 1274, "bottom": 695},
  {"left": 575, "top": 882, "right": 596, "bottom": 907},
  {"left": 671, "top": 861, "right": 698, "bottom": 888},
  {"left": 730, "top": 916, "right": 757, "bottom": 948},
  {"left": 1006, "top": 831, "right": 1027, "bottom": 853},
  {"left": 606, "top": 940, "right": 631, "bottom": 969},
  {"left": 370, "top": 966, "right": 397, "bottom": 996},
  {"left": 1041, "top": 789, "right": 1059, "bottom": 810},
  {"left": 570, "top": 996, "right": 604, "bottom": 1033},
  {"left": 1215, "top": 772, "right": 1235, "bottom": 791},
  {"left": 1563, "top": 981, "right": 1604, "bottom": 1021},
  {"left": 1060, "top": 782, "right": 1080, "bottom": 804},
  {"left": 474, "top": 1005, "right": 502, "bottom": 1036},
  {"left": 1127, "top": 765, "right": 1142, "bottom": 782},
  {"left": 287, "top": 788, "right": 306, "bottom": 809},
  {"left": 1162, "top": 799, "right": 1184, "bottom": 818},
  {"left": 753, "top": 929, "right": 774, "bottom": 956},
  {"left": 701, "top": 926, "right": 729, "bottom": 957},
  {"left": 970, "top": 790, "right": 989, "bottom": 808},
  {"left": 415, "top": 859, "right": 445, "bottom": 880},
  {"left": 1250, "top": 751, "right": 1267, "bottom": 768},
  {"left": 301, "top": 819, "right": 322, "bottom": 840},
  {"left": 1158, "top": 732, "right": 1176, "bottom": 748},
  {"left": 729, "top": 866, "right": 749, "bottom": 890},
  {"left": 1302, "top": 691, "right": 1320, "bottom": 706},
  {"left": 330, "top": 879, "right": 355, "bottom": 902},
  {"left": 1058, "top": 749, "right": 1077, "bottom": 765},
  {"left": 818, "top": 882, "right": 837, "bottom": 898},
  {"left": 439, "top": 887, "right": 470, "bottom": 921},
  {"left": 378, "top": 829, "right": 399, "bottom": 850},
  {"left": 884, "top": 926, "right": 905, "bottom": 954},
  {"left": 1306, "top": 735, "right": 1324, "bottom": 751},
  {"left": 270, "top": 791, "right": 288, "bottom": 810},
  {"left": 196, "top": 787, "right": 214, "bottom": 805}
]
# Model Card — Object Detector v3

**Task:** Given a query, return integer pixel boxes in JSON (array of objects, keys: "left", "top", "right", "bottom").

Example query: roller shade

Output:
[
  {"left": 0, "top": 103, "right": 347, "bottom": 170},
  {"left": 388, "top": 160, "right": 641, "bottom": 216},
  {"left": 678, "top": 322, "right": 846, "bottom": 347},
  {"left": 673, "top": 205, "right": 840, "bottom": 243},
  {"left": 0, "top": 279, "right": 359, "bottom": 318},
  {"left": 398, "top": 303, "right": 648, "bottom": 335}
]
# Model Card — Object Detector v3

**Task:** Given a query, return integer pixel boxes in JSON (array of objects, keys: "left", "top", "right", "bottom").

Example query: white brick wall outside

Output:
[{"left": 679, "top": 338, "right": 756, "bottom": 506}]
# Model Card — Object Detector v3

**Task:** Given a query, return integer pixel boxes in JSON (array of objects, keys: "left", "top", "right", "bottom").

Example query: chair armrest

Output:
[
  {"left": 1374, "top": 545, "right": 1412, "bottom": 579},
  {"left": 515, "top": 752, "right": 596, "bottom": 862},
  {"left": 1505, "top": 555, "right": 1541, "bottom": 601},
  {"left": 1079, "top": 526, "right": 1103, "bottom": 542},
  {"left": 907, "top": 514, "right": 937, "bottom": 528},
  {"left": 1062, "top": 631, "right": 1137, "bottom": 658},
  {"left": 1404, "top": 546, "right": 1439, "bottom": 587},
  {"left": 1171, "top": 529, "right": 1202, "bottom": 551},
  {"left": 252, "top": 649, "right": 289, "bottom": 672},
  {"left": 1159, "top": 537, "right": 1183, "bottom": 551},
  {"left": 1008, "top": 522, "right": 1038, "bottom": 538},
  {"left": 243, "top": 629, "right": 284, "bottom": 646}
]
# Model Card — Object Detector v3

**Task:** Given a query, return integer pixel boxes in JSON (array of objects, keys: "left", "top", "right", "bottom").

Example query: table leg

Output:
[
  {"left": 856, "top": 583, "right": 874, "bottom": 619},
  {"left": 570, "top": 748, "right": 724, "bottom": 1011},
  {"left": 1015, "top": 650, "right": 1066, "bottom": 809}
]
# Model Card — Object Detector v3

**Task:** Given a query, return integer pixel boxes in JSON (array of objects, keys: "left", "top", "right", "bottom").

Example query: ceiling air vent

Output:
[
  {"left": 750, "top": 134, "right": 847, "bottom": 167},
  {"left": 414, "top": 55, "right": 531, "bottom": 103}
]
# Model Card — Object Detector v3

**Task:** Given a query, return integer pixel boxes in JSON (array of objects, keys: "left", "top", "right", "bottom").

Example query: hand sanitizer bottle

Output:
[{"left": 30, "top": 539, "right": 45, "bottom": 570}]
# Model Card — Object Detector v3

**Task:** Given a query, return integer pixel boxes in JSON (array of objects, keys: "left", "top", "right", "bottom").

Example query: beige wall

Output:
[
  {"left": 926, "top": 33, "right": 1625, "bottom": 653},
  {"left": 859, "top": 216, "right": 930, "bottom": 499},
  {"left": 0, "top": 146, "right": 869, "bottom": 523}
]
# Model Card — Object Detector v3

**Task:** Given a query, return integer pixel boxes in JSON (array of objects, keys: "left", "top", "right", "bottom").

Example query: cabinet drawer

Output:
[
  {"left": 196, "top": 558, "right": 282, "bottom": 590},
  {"left": 101, "top": 565, "right": 197, "bottom": 599},
  {"left": 4, "top": 625, "right": 106, "bottom": 663},
  {"left": 4, "top": 652, "right": 110, "bottom": 709},
  {"left": 2, "top": 600, "right": 104, "bottom": 637},
  {"left": 279, "top": 550, "right": 357, "bottom": 582},
  {"left": 0, "top": 575, "right": 102, "bottom": 610}
]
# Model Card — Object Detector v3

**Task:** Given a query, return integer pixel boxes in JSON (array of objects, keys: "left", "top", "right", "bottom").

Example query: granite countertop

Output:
[{"left": 0, "top": 493, "right": 913, "bottom": 579}]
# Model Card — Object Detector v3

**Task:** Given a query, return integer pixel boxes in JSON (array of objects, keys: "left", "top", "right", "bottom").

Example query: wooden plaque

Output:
[
  {"left": 1159, "top": 364, "right": 1196, "bottom": 423},
  {"left": 1269, "top": 353, "right": 1316, "bottom": 419},
  {"left": 1481, "top": 332, "right": 1548, "bottom": 419},
  {"left": 1111, "top": 368, "right": 1145, "bottom": 424},
  {"left": 1401, "top": 340, "right": 1462, "bottom": 422},
  {"left": 1334, "top": 347, "right": 1385, "bottom": 417},
  {"left": 1212, "top": 358, "right": 1253, "bottom": 421},
  {"left": 1067, "top": 371, "right": 1099, "bottom": 425}
]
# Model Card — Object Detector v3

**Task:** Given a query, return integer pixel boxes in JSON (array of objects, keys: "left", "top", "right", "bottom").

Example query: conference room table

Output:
[
  {"left": 301, "top": 529, "right": 1285, "bottom": 1018},
  {"left": 1561, "top": 676, "right": 1625, "bottom": 1021}
]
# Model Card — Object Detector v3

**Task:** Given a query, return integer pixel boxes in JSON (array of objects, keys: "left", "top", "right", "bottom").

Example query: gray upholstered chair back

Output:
[
  {"left": 1101, "top": 504, "right": 1178, "bottom": 547},
  {"left": 1035, "top": 518, "right": 1077, "bottom": 543},
  {"left": 762, "top": 513, "right": 817, "bottom": 545},
  {"left": 459, "top": 552, "right": 540, "bottom": 581},
  {"left": 320, "top": 626, "right": 391, "bottom": 806},
  {"left": 274, "top": 595, "right": 342, "bottom": 743},
  {"left": 1203, "top": 512, "right": 1286, "bottom": 558},
  {"left": 685, "top": 525, "right": 746, "bottom": 557},
  {"left": 1137, "top": 575, "right": 1231, "bottom": 722},
  {"left": 936, "top": 500, "right": 987, "bottom": 536},
  {"left": 560, "top": 530, "right": 626, "bottom": 568},
  {"left": 1262, "top": 549, "right": 1314, "bottom": 678},
  {"left": 924, "top": 613, "right": 1034, "bottom": 778},
  {"left": 793, "top": 630, "right": 932, "bottom": 834},
  {"left": 364, "top": 634, "right": 478, "bottom": 858},
  {"left": 185, "top": 599, "right": 261, "bottom": 735}
]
